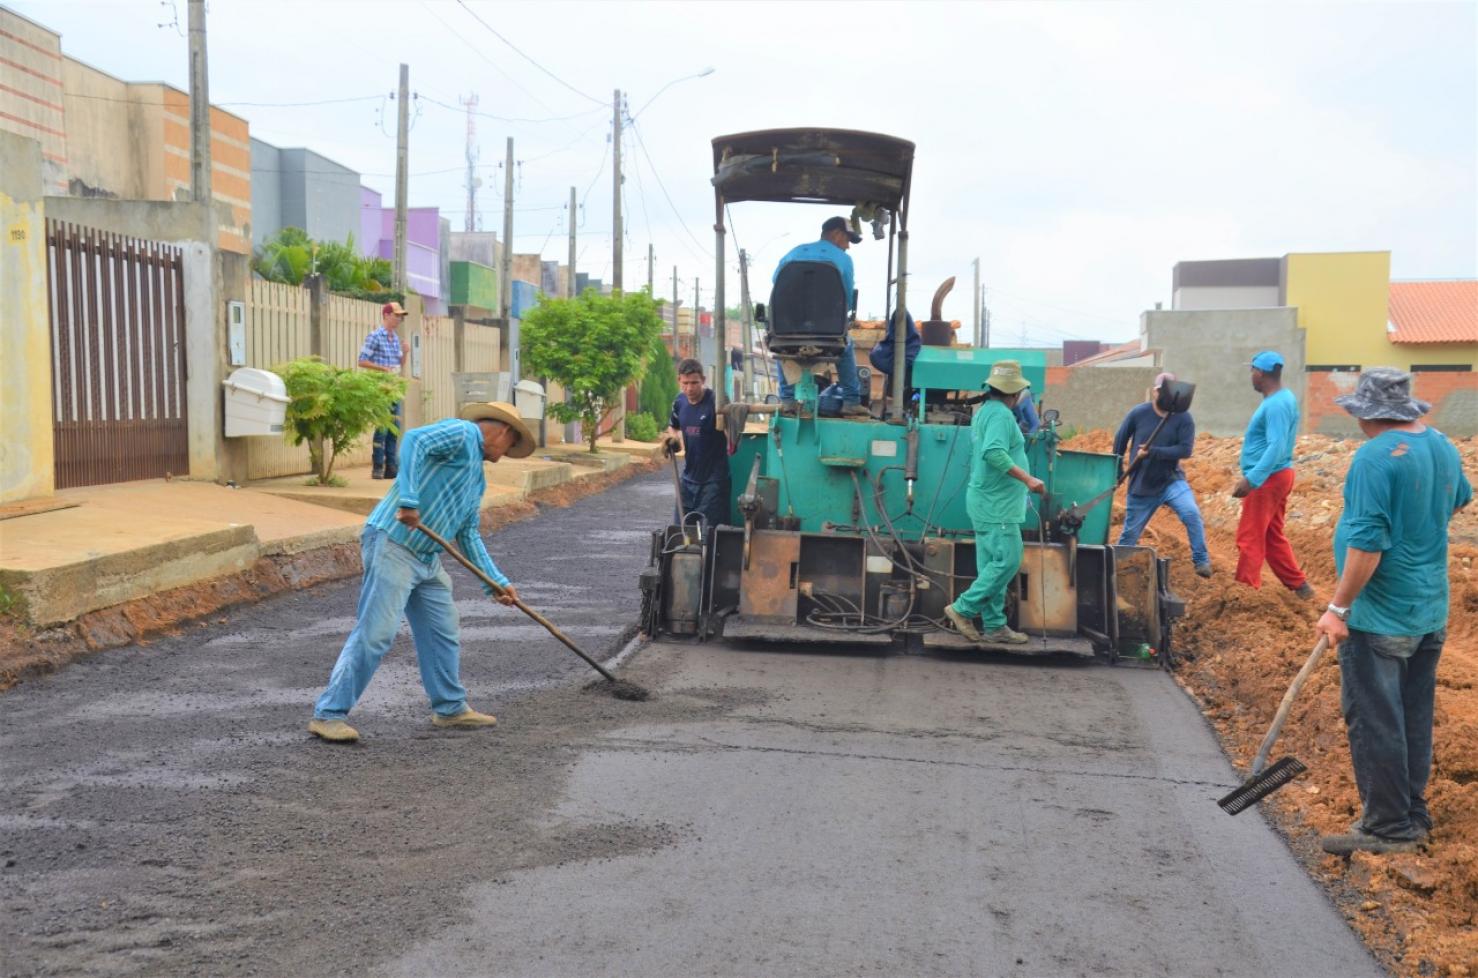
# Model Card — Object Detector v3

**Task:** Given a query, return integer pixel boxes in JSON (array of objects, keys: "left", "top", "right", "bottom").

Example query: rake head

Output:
[{"left": 1218, "top": 756, "right": 1308, "bottom": 815}]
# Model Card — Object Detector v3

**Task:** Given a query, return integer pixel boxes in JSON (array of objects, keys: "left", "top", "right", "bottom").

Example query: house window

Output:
[{"left": 1410, "top": 364, "right": 1472, "bottom": 372}]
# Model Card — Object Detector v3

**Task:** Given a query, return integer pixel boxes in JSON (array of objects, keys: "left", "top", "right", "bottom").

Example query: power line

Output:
[
  {"left": 416, "top": 91, "right": 604, "bottom": 126},
  {"left": 453, "top": 0, "right": 605, "bottom": 107},
  {"left": 627, "top": 118, "right": 711, "bottom": 260}
]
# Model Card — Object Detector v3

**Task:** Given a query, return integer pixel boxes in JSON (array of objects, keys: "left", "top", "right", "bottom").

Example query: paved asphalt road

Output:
[{"left": 1, "top": 472, "right": 1383, "bottom": 978}]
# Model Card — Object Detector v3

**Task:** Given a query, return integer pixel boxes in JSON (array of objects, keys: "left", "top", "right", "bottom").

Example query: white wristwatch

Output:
[{"left": 1326, "top": 603, "right": 1350, "bottom": 621}]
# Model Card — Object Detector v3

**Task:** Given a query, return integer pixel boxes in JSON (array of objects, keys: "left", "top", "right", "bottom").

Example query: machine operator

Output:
[{"left": 772, "top": 216, "right": 869, "bottom": 418}]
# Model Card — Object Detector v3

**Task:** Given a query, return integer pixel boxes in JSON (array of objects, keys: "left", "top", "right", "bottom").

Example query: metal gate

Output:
[{"left": 46, "top": 221, "right": 190, "bottom": 489}]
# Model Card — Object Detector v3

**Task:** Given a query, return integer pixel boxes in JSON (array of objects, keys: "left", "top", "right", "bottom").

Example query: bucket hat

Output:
[
  {"left": 985, "top": 360, "right": 1030, "bottom": 395},
  {"left": 459, "top": 401, "right": 537, "bottom": 457},
  {"left": 1333, "top": 367, "right": 1431, "bottom": 422}
]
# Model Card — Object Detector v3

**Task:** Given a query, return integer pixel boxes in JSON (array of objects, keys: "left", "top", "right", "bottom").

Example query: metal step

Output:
[
  {"left": 921, "top": 630, "right": 1097, "bottom": 658},
  {"left": 721, "top": 615, "right": 895, "bottom": 646}
]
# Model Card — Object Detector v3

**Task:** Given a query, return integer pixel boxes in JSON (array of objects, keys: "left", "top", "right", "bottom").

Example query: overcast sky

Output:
[{"left": 16, "top": 0, "right": 1476, "bottom": 345}]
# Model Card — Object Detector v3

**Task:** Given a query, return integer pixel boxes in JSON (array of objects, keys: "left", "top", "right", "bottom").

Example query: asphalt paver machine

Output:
[{"left": 640, "top": 128, "right": 1184, "bottom": 664}]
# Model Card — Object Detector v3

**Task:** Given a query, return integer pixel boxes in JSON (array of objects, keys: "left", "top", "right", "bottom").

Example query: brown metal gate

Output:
[{"left": 46, "top": 220, "right": 190, "bottom": 489}]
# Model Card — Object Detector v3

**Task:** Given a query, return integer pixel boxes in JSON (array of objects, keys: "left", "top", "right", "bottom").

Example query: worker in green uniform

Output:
[{"left": 944, "top": 360, "right": 1046, "bottom": 646}]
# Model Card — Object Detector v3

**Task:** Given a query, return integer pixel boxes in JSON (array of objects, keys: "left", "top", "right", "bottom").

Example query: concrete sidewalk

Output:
[{"left": 0, "top": 440, "right": 666, "bottom": 639}]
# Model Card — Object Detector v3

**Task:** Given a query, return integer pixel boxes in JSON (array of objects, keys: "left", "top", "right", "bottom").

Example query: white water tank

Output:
[
  {"left": 513, "top": 378, "right": 546, "bottom": 421},
  {"left": 222, "top": 367, "right": 290, "bottom": 437}
]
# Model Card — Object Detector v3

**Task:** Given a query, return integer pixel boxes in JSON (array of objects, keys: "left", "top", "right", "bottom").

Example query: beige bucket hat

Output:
[
  {"left": 985, "top": 359, "right": 1030, "bottom": 395},
  {"left": 459, "top": 401, "right": 536, "bottom": 458}
]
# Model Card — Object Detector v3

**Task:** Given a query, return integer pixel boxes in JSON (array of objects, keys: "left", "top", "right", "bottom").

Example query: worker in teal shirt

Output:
[
  {"left": 1232, "top": 350, "right": 1312, "bottom": 595},
  {"left": 1314, "top": 368, "right": 1470, "bottom": 856},
  {"left": 944, "top": 360, "right": 1046, "bottom": 646}
]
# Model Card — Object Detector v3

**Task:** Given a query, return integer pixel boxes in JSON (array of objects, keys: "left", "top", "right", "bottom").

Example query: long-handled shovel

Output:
[
  {"left": 415, "top": 524, "right": 650, "bottom": 701},
  {"left": 1217, "top": 635, "right": 1329, "bottom": 814}
]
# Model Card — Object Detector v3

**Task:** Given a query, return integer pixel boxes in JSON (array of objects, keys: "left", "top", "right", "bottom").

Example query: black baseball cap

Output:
[{"left": 821, "top": 216, "right": 863, "bottom": 244}]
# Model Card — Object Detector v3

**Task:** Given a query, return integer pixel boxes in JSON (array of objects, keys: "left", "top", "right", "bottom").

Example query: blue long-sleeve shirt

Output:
[
  {"left": 1014, "top": 394, "right": 1040, "bottom": 436},
  {"left": 366, "top": 418, "right": 510, "bottom": 591},
  {"left": 774, "top": 239, "right": 855, "bottom": 311},
  {"left": 1114, "top": 402, "right": 1194, "bottom": 496},
  {"left": 1240, "top": 388, "right": 1299, "bottom": 488}
]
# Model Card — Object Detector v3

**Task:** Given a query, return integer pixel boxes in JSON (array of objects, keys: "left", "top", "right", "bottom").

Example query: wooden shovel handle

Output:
[{"left": 1251, "top": 635, "right": 1330, "bottom": 775}]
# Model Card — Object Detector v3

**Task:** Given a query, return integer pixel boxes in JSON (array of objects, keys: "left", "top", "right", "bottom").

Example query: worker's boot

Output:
[
  {"left": 1294, "top": 582, "right": 1316, "bottom": 600},
  {"left": 308, "top": 719, "right": 360, "bottom": 743},
  {"left": 432, "top": 706, "right": 498, "bottom": 729},
  {"left": 371, "top": 467, "right": 385, "bottom": 480},
  {"left": 943, "top": 605, "right": 985, "bottom": 643},
  {"left": 1195, "top": 562, "right": 1213, "bottom": 578},
  {"left": 979, "top": 625, "right": 1031, "bottom": 646},
  {"left": 1320, "top": 830, "right": 1419, "bottom": 856},
  {"left": 840, "top": 402, "right": 871, "bottom": 419}
]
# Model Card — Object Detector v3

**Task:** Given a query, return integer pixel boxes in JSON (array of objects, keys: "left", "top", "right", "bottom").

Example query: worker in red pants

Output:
[{"left": 1231, "top": 351, "right": 1313, "bottom": 597}]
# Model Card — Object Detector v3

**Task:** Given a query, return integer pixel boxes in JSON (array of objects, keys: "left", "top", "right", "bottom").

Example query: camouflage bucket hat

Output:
[{"left": 1333, "top": 367, "right": 1431, "bottom": 422}]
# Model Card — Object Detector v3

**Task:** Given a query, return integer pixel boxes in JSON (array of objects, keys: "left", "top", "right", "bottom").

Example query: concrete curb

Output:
[{"left": 0, "top": 457, "right": 664, "bottom": 691}]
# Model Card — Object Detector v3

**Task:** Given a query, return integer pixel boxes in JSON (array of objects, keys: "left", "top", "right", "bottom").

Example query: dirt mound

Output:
[{"left": 1062, "top": 430, "right": 1478, "bottom": 977}]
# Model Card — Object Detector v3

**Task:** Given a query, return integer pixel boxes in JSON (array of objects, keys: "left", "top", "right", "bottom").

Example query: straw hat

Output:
[
  {"left": 459, "top": 401, "right": 536, "bottom": 458},
  {"left": 985, "top": 359, "right": 1030, "bottom": 395}
]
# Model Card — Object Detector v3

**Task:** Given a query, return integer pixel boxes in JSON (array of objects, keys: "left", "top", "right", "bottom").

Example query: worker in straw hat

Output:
[
  {"left": 944, "top": 360, "right": 1047, "bottom": 646},
  {"left": 1315, "top": 368, "right": 1470, "bottom": 856},
  {"left": 308, "top": 402, "right": 536, "bottom": 744}
]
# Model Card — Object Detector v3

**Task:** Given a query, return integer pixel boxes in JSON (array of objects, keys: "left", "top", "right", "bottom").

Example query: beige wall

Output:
[
  {"left": 0, "top": 9, "right": 68, "bottom": 194},
  {"left": 0, "top": 132, "right": 56, "bottom": 502}
]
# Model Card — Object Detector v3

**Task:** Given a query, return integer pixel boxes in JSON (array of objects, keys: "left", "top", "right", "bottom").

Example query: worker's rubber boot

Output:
[
  {"left": 1320, "top": 830, "right": 1419, "bottom": 856},
  {"left": 432, "top": 707, "right": 498, "bottom": 729},
  {"left": 308, "top": 719, "right": 360, "bottom": 743},
  {"left": 840, "top": 402, "right": 870, "bottom": 418},
  {"left": 979, "top": 625, "right": 1031, "bottom": 646},
  {"left": 1294, "top": 582, "right": 1316, "bottom": 600},
  {"left": 943, "top": 605, "right": 985, "bottom": 643}
]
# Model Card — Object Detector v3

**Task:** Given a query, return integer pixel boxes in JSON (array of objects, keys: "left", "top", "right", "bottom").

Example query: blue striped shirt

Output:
[
  {"left": 358, "top": 326, "right": 403, "bottom": 369},
  {"left": 365, "top": 419, "right": 510, "bottom": 591}
]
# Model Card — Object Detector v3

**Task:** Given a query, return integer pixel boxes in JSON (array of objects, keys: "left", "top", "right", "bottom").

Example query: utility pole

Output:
[
  {"left": 567, "top": 186, "right": 577, "bottom": 298},
  {"left": 738, "top": 249, "right": 754, "bottom": 398},
  {"left": 499, "top": 137, "right": 513, "bottom": 322},
  {"left": 187, "top": 0, "right": 211, "bottom": 242},
  {"left": 672, "top": 265, "right": 679, "bottom": 353},
  {"left": 971, "top": 257, "right": 980, "bottom": 347},
  {"left": 694, "top": 278, "right": 700, "bottom": 368},
  {"left": 647, "top": 243, "right": 654, "bottom": 294},
  {"left": 611, "top": 89, "right": 623, "bottom": 292},
  {"left": 983, "top": 288, "right": 991, "bottom": 348},
  {"left": 393, "top": 63, "right": 409, "bottom": 291}
]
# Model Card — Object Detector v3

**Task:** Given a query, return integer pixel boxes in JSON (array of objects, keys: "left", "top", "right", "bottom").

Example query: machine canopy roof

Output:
[{"left": 711, "top": 128, "right": 914, "bottom": 211}]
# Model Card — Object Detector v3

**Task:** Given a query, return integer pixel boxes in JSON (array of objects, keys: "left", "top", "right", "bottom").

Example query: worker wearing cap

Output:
[
  {"left": 359, "top": 301, "right": 410, "bottom": 479},
  {"left": 772, "top": 216, "right": 869, "bottom": 418},
  {"left": 1314, "top": 369, "right": 1470, "bottom": 855},
  {"left": 944, "top": 360, "right": 1047, "bottom": 646},
  {"left": 1232, "top": 350, "right": 1313, "bottom": 596},
  {"left": 1113, "top": 372, "right": 1212, "bottom": 577},
  {"left": 308, "top": 402, "right": 535, "bottom": 744}
]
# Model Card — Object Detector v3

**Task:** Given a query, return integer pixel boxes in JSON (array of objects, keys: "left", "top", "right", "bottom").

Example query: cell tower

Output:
[{"left": 460, "top": 92, "right": 480, "bottom": 232}]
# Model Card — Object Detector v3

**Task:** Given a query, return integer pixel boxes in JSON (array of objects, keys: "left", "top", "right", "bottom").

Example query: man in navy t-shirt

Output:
[
  {"left": 663, "top": 358, "right": 731, "bottom": 532},
  {"left": 1112, "top": 372, "right": 1212, "bottom": 577}
]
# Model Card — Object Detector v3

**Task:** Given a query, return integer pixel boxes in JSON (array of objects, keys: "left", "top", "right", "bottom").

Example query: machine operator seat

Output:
[{"left": 766, "top": 260, "right": 849, "bottom": 364}]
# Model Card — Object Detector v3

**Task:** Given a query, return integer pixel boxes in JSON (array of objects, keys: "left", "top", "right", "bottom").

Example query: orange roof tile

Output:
[
  {"left": 1387, "top": 280, "right": 1477, "bottom": 344},
  {"left": 1069, "top": 339, "right": 1144, "bottom": 367}
]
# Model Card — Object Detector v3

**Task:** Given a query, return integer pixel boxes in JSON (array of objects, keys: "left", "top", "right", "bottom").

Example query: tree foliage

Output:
[
  {"left": 273, "top": 356, "right": 405, "bottom": 484},
  {"left": 625, "top": 413, "right": 660, "bottom": 442},
  {"left": 520, "top": 289, "right": 664, "bottom": 453},
  {"left": 637, "top": 333, "right": 678, "bottom": 428},
  {"left": 253, "top": 227, "right": 393, "bottom": 294}
]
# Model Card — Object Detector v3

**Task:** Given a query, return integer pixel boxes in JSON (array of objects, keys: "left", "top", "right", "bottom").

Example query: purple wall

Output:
[
  {"left": 359, "top": 186, "right": 382, "bottom": 258},
  {"left": 358, "top": 191, "right": 447, "bottom": 313}
]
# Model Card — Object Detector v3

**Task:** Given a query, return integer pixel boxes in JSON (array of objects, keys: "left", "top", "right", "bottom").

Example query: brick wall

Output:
[{"left": 1307, "top": 369, "right": 1477, "bottom": 437}]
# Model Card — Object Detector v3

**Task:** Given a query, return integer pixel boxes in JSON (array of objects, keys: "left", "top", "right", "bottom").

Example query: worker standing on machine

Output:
[
  {"left": 663, "top": 358, "right": 731, "bottom": 534},
  {"left": 944, "top": 360, "right": 1046, "bottom": 646}
]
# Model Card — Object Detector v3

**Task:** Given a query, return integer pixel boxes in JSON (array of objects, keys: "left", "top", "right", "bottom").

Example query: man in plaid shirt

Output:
[{"left": 360, "top": 301, "right": 409, "bottom": 478}]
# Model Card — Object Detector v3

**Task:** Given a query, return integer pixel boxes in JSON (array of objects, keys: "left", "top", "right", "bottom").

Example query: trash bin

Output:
[
  {"left": 513, "top": 378, "right": 546, "bottom": 421},
  {"left": 222, "top": 367, "right": 290, "bottom": 437}
]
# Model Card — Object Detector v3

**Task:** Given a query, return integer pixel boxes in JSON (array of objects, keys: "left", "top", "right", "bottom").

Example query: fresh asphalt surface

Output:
[{"left": 1, "top": 472, "right": 1384, "bottom": 978}]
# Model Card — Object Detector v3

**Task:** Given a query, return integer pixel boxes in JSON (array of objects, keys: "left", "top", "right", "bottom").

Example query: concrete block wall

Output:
[
  {"left": 1040, "top": 365, "right": 1160, "bottom": 435},
  {"left": 1307, "top": 369, "right": 1478, "bottom": 438}
]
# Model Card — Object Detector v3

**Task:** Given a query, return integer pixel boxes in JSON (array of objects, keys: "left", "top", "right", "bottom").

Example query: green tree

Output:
[
  {"left": 253, "top": 228, "right": 392, "bottom": 293},
  {"left": 273, "top": 356, "right": 405, "bottom": 485},
  {"left": 521, "top": 289, "right": 664, "bottom": 453},
  {"left": 637, "top": 333, "right": 677, "bottom": 428}
]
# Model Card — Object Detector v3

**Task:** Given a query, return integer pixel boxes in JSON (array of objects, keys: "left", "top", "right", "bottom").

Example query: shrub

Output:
[
  {"left": 273, "top": 356, "right": 405, "bottom": 485},
  {"left": 625, "top": 413, "right": 661, "bottom": 442}
]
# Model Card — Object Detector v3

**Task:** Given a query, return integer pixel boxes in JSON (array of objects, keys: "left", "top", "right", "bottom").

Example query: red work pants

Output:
[{"left": 1235, "top": 467, "right": 1307, "bottom": 590}]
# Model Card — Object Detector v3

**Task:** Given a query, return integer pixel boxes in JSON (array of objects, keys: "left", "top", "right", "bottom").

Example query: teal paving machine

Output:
[{"left": 640, "top": 129, "right": 1184, "bottom": 664}]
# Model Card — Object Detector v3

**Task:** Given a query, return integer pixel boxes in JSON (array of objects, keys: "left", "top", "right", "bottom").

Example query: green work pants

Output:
[{"left": 950, "top": 521, "right": 1023, "bottom": 630}]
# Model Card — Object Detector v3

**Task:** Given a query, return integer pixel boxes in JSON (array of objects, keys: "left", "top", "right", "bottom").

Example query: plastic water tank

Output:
[
  {"left": 513, "top": 378, "right": 547, "bottom": 421},
  {"left": 222, "top": 367, "right": 290, "bottom": 437}
]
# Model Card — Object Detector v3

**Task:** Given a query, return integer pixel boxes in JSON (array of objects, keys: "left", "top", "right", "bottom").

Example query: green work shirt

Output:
[
  {"left": 1333, "top": 428, "right": 1471, "bottom": 635},
  {"left": 966, "top": 399, "right": 1029, "bottom": 524}
]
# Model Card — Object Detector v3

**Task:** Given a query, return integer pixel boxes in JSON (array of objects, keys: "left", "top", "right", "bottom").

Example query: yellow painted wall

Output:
[
  {"left": 1286, "top": 251, "right": 1475, "bottom": 369},
  {"left": 0, "top": 134, "right": 55, "bottom": 503}
]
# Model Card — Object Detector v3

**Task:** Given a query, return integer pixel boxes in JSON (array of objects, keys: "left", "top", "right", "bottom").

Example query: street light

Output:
[{"left": 630, "top": 67, "right": 717, "bottom": 120}]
